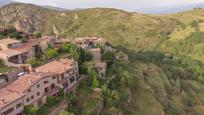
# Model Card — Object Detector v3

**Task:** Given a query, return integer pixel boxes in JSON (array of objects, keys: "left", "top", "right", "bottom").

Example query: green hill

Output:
[{"left": 1, "top": 3, "right": 204, "bottom": 115}]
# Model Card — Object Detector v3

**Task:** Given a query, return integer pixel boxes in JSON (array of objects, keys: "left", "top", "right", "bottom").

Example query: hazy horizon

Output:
[{"left": 12, "top": 0, "right": 204, "bottom": 14}]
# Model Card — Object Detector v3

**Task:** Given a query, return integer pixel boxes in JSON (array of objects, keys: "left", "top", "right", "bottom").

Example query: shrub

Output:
[
  {"left": 45, "top": 48, "right": 58, "bottom": 60},
  {"left": 27, "top": 57, "right": 41, "bottom": 67},
  {"left": 65, "top": 92, "right": 79, "bottom": 114},
  {"left": 46, "top": 96, "right": 55, "bottom": 106},
  {"left": 24, "top": 105, "right": 38, "bottom": 115},
  {"left": 33, "top": 31, "right": 42, "bottom": 38},
  {"left": 60, "top": 43, "right": 81, "bottom": 60},
  {"left": 91, "top": 73, "right": 100, "bottom": 88},
  {"left": 20, "top": 37, "right": 28, "bottom": 43},
  {"left": 191, "top": 20, "right": 199, "bottom": 28}
]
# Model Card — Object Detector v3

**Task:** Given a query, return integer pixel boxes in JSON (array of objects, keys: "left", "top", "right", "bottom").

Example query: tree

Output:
[
  {"left": 46, "top": 96, "right": 55, "bottom": 106},
  {"left": 24, "top": 105, "right": 38, "bottom": 115},
  {"left": 120, "top": 71, "right": 133, "bottom": 86},
  {"left": 102, "top": 85, "right": 121, "bottom": 107},
  {"left": 85, "top": 62, "right": 100, "bottom": 87},
  {"left": 102, "top": 51, "right": 114, "bottom": 61},
  {"left": 92, "top": 73, "right": 100, "bottom": 88},
  {"left": 79, "top": 48, "right": 92, "bottom": 64},
  {"left": 33, "top": 31, "right": 42, "bottom": 38},
  {"left": 26, "top": 57, "right": 41, "bottom": 67},
  {"left": 191, "top": 20, "right": 199, "bottom": 28},
  {"left": 44, "top": 48, "right": 58, "bottom": 60},
  {"left": 65, "top": 92, "right": 78, "bottom": 114},
  {"left": 60, "top": 43, "right": 81, "bottom": 60},
  {"left": 20, "top": 38, "right": 28, "bottom": 43}
]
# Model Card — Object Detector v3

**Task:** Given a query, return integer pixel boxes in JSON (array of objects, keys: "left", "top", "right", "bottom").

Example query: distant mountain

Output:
[
  {"left": 137, "top": 3, "right": 204, "bottom": 14},
  {"left": 0, "top": 0, "right": 14, "bottom": 7},
  {"left": 40, "top": 5, "right": 67, "bottom": 11},
  {"left": 1, "top": 3, "right": 204, "bottom": 115}
]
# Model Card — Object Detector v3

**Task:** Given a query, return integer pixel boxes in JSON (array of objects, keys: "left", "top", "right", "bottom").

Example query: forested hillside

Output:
[{"left": 1, "top": 3, "right": 204, "bottom": 115}]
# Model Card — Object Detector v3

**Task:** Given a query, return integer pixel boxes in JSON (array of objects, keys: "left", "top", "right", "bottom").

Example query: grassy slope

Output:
[{"left": 1, "top": 4, "right": 204, "bottom": 115}]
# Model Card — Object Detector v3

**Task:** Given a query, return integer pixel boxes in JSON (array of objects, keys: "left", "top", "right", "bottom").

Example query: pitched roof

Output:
[
  {"left": 35, "top": 59, "right": 74, "bottom": 74},
  {"left": 6, "top": 74, "right": 41, "bottom": 93},
  {"left": 0, "top": 38, "right": 21, "bottom": 45},
  {"left": 29, "top": 72, "right": 56, "bottom": 78},
  {"left": 94, "top": 61, "right": 107, "bottom": 68},
  {"left": 14, "top": 43, "right": 37, "bottom": 53},
  {"left": 0, "top": 88, "right": 24, "bottom": 109},
  {"left": 0, "top": 49, "right": 23, "bottom": 57},
  {"left": 55, "top": 39, "right": 70, "bottom": 44},
  {"left": 88, "top": 48, "right": 101, "bottom": 52},
  {"left": 40, "top": 36, "right": 54, "bottom": 43}
]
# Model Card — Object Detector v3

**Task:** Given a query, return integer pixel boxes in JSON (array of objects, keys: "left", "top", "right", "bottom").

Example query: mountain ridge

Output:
[
  {"left": 1, "top": 3, "right": 204, "bottom": 115},
  {"left": 0, "top": 0, "right": 14, "bottom": 7}
]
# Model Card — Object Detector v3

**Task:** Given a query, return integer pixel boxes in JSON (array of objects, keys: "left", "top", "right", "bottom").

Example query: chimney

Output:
[
  {"left": 39, "top": 74, "right": 42, "bottom": 77},
  {"left": 29, "top": 79, "right": 32, "bottom": 84},
  {"left": 0, "top": 98, "right": 5, "bottom": 104}
]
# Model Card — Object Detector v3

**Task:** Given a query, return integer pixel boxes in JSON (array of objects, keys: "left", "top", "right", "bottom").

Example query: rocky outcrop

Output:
[{"left": 0, "top": 3, "right": 57, "bottom": 32}]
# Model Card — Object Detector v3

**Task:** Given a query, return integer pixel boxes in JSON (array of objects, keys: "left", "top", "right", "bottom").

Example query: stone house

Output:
[
  {"left": 38, "top": 36, "right": 55, "bottom": 52},
  {"left": 0, "top": 38, "right": 37, "bottom": 65},
  {"left": 88, "top": 48, "right": 101, "bottom": 61},
  {"left": 74, "top": 37, "right": 106, "bottom": 48},
  {"left": 94, "top": 61, "right": 107, "bottom": 78},
  {"left": 0, "top": 88, "right": 24, "bottom": 115},
  {"left": 35, "top": 58, "right": 79, "bottom": 93},
  {"left": 0, "top": 38, "right": 22, "bottom": 50},
  {"left": 0, "top": 72, "right": 59, "bottom": 115}
]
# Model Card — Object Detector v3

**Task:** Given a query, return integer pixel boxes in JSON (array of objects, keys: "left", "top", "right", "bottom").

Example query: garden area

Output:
[{"left": 0, "top": 60, "right": 15, "bottom": 73}]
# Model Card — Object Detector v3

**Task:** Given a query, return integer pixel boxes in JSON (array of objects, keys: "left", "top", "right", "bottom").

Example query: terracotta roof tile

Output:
[
  {"left": 6, "top": 74, "right": 41, "bottom": 93},
  {"left": 14, "top": 43, "right": 37, "bottom": 53},
  {"left": 0, "top": 88, "right": 24, "bottom": 109},
  {"left": 94, "top": 61, "right": 107, "bottom": 68},
  {"left": 29, "top": 72, "right": 56, "bottom": 78},
  {"left": 55, "top": 39, "right": 70, "bottom": 44},
  {"left": 0, "top": 49, "right": 23, "bottom": 57},
  {"left": 88, "top": 48, "right": 101, "bottom": 52},
  {"left": 35, "top": 59, "right": 74, "bottom": 74},
  {"left": 0, "top": 38, "right": 21, "bottom": 45}
]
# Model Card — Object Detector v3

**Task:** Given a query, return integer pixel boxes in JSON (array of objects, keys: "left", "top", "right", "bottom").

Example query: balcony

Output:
[{"left": 45, "top": 87, "right": 59, "bottom": 97}]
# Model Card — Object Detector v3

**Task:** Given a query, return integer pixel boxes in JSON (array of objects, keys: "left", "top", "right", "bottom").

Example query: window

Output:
[
  {"left": 52, "top": 76, "right": 56, "bottom": 79},
  {"left": 31, "top": 95, "right": 34, "bottom": 100},
  {"left": 37, "top": 84, "right": 40, "bottom": 88},
  {"left": 28, "top": 89, "right": 31, "bottom": 93},
  {"left": 37, "top": 92, "right": 40, "bottom": 96},
  {"left": 3, "top": 107, "right": 14, "bottom": 115},
  {"left": 26, "top": 98, "right": 30, "bottom": 102},
  {"left": 44, "top": 81, "right": 48, "bottom": 84},
  {"left": 61, "top": 75, "right": 64, "bottom": 80},
  {"left": 16, "top": 103, "right": 23, "bottom": 108}
]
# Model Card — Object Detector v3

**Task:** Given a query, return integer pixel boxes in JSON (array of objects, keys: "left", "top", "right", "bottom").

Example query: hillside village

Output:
[
  {"left": 1, "top": 2, "right": 204, "bottom": 115},
  {"left": 0, "top": 28, "right": 111, "bottom": 115}
]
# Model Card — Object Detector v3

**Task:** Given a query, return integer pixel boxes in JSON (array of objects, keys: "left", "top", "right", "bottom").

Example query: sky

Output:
[{"left": 13, "top": 0, "right": 204, "bottom": 13}]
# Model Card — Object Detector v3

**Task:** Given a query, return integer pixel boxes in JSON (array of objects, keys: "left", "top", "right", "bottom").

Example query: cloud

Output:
[{"left": 13, "top": 0, "right": 204, "bottom": 12}]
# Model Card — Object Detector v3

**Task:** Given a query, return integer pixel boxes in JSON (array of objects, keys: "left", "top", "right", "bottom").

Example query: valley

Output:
[{"left": 0, "top": 3, "right": 204, "bottom": 115}]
